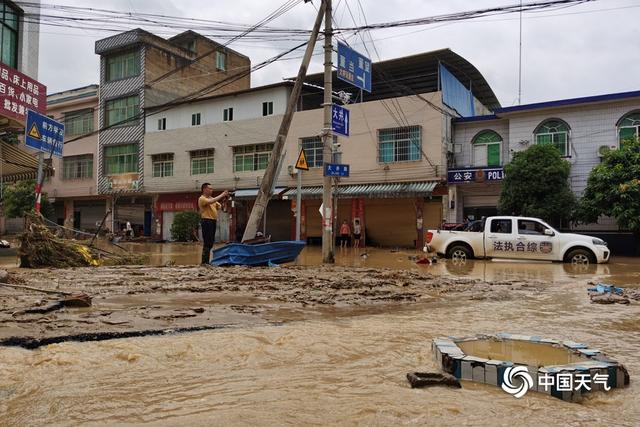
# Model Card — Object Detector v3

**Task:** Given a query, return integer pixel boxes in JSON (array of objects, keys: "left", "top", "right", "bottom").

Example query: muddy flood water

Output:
[{"left": 1, "top": 244, "right": 639, "bottom": 426}]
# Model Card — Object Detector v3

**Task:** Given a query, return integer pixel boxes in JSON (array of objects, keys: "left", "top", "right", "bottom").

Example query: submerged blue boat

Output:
[{"left": 211, "top": 240, "right": 306, "bottom": 266}]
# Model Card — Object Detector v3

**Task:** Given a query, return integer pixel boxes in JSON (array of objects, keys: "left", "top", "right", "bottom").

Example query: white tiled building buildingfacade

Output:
[{"left": 449, "top": 91, "right": 640, "bottom": 253}]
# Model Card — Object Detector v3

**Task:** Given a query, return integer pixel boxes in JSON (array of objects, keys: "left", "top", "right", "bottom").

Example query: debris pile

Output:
[
  {"left": 18, "top": 213, "right": 145, "bottom": 268},
  {"left": 588, "top": 283, "right": 632, "bottom": 305}
]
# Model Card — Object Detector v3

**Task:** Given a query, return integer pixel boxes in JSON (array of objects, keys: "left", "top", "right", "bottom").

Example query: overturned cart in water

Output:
[
  {"left": 211, "top": 240, "right": 306, "bottom": 267},
  {"left": 432, "top": 333, "right": 630, "bottom": 402}
]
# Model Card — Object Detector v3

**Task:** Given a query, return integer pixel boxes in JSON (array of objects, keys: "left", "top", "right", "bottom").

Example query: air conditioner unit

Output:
[{"left": 597, "top": 145, "right": 617, "bottom": 158}]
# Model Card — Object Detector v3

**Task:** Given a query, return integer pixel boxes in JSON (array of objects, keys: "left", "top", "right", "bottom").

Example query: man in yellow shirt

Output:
[{"left": 198, "top": 183, "right": 229, "bottom": 265}]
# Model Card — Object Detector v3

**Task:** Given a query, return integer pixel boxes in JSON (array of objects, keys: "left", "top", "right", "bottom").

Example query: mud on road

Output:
[{"left": 0, "top": 265, "right": 547, "bottom": 346}]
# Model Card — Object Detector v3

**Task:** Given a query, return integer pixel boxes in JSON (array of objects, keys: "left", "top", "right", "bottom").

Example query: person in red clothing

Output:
[{"left": 339, "top": 220, "right": 351, "bottom": 248}]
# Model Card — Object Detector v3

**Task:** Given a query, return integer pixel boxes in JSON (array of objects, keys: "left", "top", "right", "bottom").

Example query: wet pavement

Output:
[{"left": 0, "top": 244, "right": 639, "bottom": 425}]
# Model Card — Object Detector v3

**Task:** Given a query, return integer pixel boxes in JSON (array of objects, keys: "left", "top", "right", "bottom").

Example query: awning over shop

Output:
[
  {"left": 233, "top": 187, "right": 287, "bottom": 199},
  {"left": 0, "top": 141, "right": 52, "bottom": 184},
  {"left": 281, "top": 181, "right": 439, "bottom": 199}
]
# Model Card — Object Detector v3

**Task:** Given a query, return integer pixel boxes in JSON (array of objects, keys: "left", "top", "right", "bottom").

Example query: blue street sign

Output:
[
  {"left": 337, "top": 42, "right": 372, "bottom": 92},
  {"left": 25, "top": 110, "right": 64, "bottom": 157},
  {"left": 332, "top": 104, "right": 349, "bottom": 137},
  {"left": 324, "top": 163, "right": 350, "bottom": 177}
]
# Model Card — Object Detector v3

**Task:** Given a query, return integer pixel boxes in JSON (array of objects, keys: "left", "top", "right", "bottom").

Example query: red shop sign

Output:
[{"left": 0, "top": 63, "right": 47, "bottom": 123}]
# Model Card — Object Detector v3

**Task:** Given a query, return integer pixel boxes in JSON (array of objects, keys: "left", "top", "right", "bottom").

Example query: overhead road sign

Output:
[
  {"left": 295, "top": 148, "right": 309, "bottom": 171},
  {"left": 324, "top": 163, "right": 349, "bottom": 177},
  {"left": 25, "top": 110, "right": 64, "bottom": 157},
  {"left": 331, "top": 104, "right": 349, "bottom": 137},
  {"left": 337, "top": 42, "right": 372, "bottom": 92}
]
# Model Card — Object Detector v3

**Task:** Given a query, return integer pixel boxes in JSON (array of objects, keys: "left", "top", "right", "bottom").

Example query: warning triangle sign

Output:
[
  {"left": 28, "top": 122, "right": 42, "bottom": 140},
  {"left": 295, "top": 148, "right": 309, "bottom": 171}
]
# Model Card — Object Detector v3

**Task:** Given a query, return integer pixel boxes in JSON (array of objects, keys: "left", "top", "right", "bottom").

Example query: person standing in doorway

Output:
[
  {"left": 352, "top": 218, "right": 362, "bottom": 249},
  {"left": 339, "top": 220, "right": 351, "bottom": 249},
  {"left": 198, "top": 183, "right": 229, "bottom": 265}
]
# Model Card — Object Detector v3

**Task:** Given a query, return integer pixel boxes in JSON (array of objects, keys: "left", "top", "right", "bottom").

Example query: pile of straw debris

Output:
[{"left": 19, "top": 213, "right": 145, "bottom": 268}]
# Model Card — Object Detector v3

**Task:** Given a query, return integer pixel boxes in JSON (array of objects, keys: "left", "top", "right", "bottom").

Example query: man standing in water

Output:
[{"left": 198, "top": 183, "right": 228, "bottom": 265}]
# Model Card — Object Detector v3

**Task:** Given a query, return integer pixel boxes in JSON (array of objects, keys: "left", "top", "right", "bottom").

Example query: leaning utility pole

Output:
[
  {"left": 242, "top": 1, "right": 326, "bottom": 242},
  {"left": 321, "top": 0, "right": 334, "bottom": 263}
]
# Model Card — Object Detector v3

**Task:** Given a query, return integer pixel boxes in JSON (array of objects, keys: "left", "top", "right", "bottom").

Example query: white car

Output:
[{"left": 424, "top": 216, "right": 610, "bottom": 265}]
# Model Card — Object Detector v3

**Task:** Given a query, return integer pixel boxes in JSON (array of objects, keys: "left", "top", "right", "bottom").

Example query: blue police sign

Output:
[
  {"left": 447, "top": 167, "right": 505, "bottom": 184},
  {"left": 337, "top": 42, "right": 372, "bottom": 92},
  {"left": 25, "top": 110, "right": 64, "bottom": 157},
  {"left": 324, "top": 163, "right": 350, "bottom": 177},
  {"left": 332, "top": 104, "right": 349, "bottom": 137}
]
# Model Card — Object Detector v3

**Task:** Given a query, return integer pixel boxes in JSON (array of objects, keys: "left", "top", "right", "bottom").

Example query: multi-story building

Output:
[
  {"left": 0, "top": 0, "right": 42, "bottom": 234},
  {"left": 449, "top": 90, "right": 640, "bottom": 254},
  {"left": 44, "top": 84, "right": 107, "bottom": 231},
  {"left": 94, "top": 29, "right": 250, "bottom": 235},
  {"left": 144, "top": 49, "right": 500, "bottom": 247}
]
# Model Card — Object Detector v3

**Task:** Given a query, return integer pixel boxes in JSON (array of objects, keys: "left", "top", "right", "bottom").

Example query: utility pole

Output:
[
  {"left": 242, "top": 1, "right": 326, "bottom": 242},
  {"left": 321, "top": 0, "right": 334, "bottom": 263},
  {"left": 34, "top": 152, "right": 44, "bottom": 213}
]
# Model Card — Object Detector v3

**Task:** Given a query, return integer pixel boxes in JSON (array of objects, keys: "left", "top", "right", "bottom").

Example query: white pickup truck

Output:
[{"left": 424, "top": 216, "right": 610, "bottom": 265}]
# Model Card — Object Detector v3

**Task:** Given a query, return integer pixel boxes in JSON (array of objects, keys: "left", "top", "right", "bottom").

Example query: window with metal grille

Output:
[
  {"left": 64, "top": 109, "right": 94, "bottom": 137},
  {"left": 472, "top": 130, "right": 502, "bottom": 167},
  {"left": 190, "top": 149, "right": 214, "bottom": 175},
  {"left": 233, "top": 143, "right": 273, "bottom": 172},
  {"left": 192, "top": 112, "right": 201, "bottom": 126},
  {"left": 106, "top": 50, "right": 140, "bottom": 81},
  {"left": 105, "top": 95, "right": 139, "bottom": 127},
  {"left": 63, "top": 154, "right": 93, "bottom": 180},
  {"left": 216, "top": 51, "right": 226, "bottom": 71},
  {"left": 152, "top": 153, "right": 174, "bottom": 178},
  {"left": 618, "top": 112, "right": 640, "bottom": 149},
  {"left": 223, "top": 108, "right": 233, "bottom": 122},
  {"left": 104, "top": 143, "right": 138, "bottom": 175},
  {"left": 157, "top": 117, "right": 166, "bottom": 131},
  {"left": 534, "top": 119, "right": 570, "bottom": 157},
  {"left": 0, "top": 3, "right": 19, "bottom": 68},
  {"left": 378, "top": 126, "right": 422, "bottom": 163},
  {"left": 300, "top": 135, "right": 337, "bottom": 168},
  {"left": 262, "top": 101, "right": 273, "bottom": 116}
]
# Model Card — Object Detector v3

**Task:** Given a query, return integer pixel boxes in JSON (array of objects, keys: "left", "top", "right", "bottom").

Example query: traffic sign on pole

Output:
[
  {"left": 331, "top": 104, "right": 349, "bottom": 137},
  {"left": 295, "top": 148, "right": 309, "bottom": 171},
  {"left": 324, "top": 163, "right": 349, "bottom": 177},
  {"left": 25, "top": 110, "right": 64, "bottom": 157},
  {"left": 337, "top": 42, "right": 372, "bottom": 92}
]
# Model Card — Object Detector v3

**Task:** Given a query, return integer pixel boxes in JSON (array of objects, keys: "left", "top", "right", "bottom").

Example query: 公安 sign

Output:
[{"left": 447, "top": 167, "right": 505, "bottom": 184}]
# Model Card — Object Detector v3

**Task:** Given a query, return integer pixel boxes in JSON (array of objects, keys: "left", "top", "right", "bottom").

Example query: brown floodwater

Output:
[
  {"left": 1, "top": 244, "right": 639, "bottom": 425},
  {"left": 458, "top": 339, "right": 588, "bottom": 367}
]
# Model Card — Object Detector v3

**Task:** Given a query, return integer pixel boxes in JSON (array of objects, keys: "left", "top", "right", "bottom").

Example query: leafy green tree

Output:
[
  {"left": 576, "top": 137, "right": 640, "bottom": 239},
  {"left": 498, "top": 144, "right": 576, "bottom": 226},
  {"left": 170, "top": 211, "right": 201, "bottom": 241},
  {"left": 3, "top": 179, "right": 54, "bottom": 219}
]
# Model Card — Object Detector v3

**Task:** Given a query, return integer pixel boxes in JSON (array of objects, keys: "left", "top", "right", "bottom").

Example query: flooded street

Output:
[{"left": 1, "top": 244, "right": 639, "bottom": 425}]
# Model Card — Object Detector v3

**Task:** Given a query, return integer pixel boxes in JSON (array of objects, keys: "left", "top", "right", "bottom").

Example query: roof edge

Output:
[{"left": 496, "top": 90, "right": 640, "bottom": 114}]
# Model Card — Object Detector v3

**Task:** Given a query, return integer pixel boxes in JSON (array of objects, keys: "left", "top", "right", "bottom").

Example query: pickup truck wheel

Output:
[
  {"left": 447, "top": 245, "right": 472, "bottom": 262},
  {"left": 565, "top": 248, "right": 596, "bottom": 265}
]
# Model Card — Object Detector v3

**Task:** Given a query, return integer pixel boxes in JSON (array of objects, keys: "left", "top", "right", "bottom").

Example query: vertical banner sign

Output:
[{"left": 331, "top": 104, "right": 349, "bottom": 137}]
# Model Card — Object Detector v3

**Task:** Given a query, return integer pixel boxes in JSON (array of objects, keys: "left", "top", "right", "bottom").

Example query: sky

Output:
[{"left": 37, "top": 0, "right": 640, "bottom": 108}]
